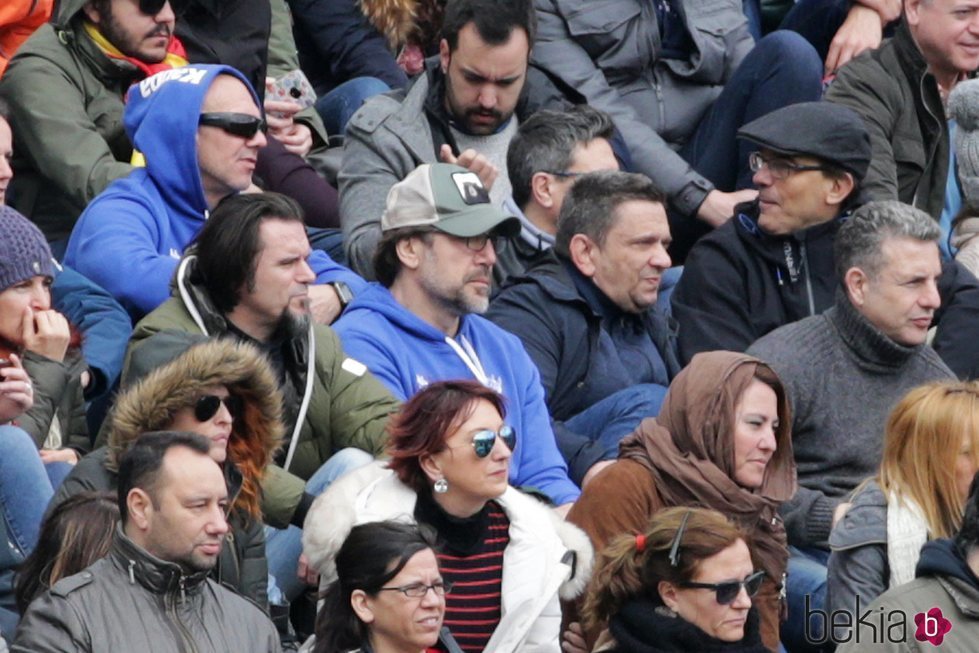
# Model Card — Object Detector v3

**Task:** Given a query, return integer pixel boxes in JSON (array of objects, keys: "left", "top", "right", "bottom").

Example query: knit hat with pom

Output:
[{"left": 0, "top": 205, "right": 54, "bottom": 292}]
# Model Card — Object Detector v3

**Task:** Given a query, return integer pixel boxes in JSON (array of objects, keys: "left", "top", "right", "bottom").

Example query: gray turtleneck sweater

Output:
[{"left": 747, "top": 295, "right": 953, "bottom": 548}]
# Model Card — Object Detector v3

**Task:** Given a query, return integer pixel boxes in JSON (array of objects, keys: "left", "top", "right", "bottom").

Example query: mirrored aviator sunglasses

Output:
[
  {"left": 680, "top": 570, "right": 767, "bottom": 605},
  {"left": 194, "top": 394, "right": 244, "bottom": 422},
  {"left": 139, "top": 0, "right": 168, "bottom": 15},
  {"left": 198, "top": 112, "right": 268, "bottom": 138},
  {"left": 471, "top": 425, "right": 516, "bottom": 458}
]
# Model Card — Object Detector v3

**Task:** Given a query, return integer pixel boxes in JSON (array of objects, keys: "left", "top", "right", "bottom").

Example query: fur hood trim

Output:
[
  {"left": 359, "top": 0, "right": 418, "bottom": 49},
  {"left": 303, "top": 462, "right": 593, "bottom": 600},
  {"left": 107, "top": 338, "right": 284, "bottom": 470}
]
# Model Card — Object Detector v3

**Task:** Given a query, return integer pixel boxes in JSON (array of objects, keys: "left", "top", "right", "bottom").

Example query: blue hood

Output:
[{"left": 124, "top": 64, "right": 260, "bottom": 221}]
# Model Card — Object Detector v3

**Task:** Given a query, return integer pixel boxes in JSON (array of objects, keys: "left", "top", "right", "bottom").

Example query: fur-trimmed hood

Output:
[
  {"left": 303, "top": 462, "right": 593, "bottom": 602},
  {"left": 106, "top": 335, "right": 284, "bottom": 471}
]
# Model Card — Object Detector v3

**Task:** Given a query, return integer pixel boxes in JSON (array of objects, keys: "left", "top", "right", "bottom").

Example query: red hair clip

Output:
[{"left": 635, "top": 533, "right": 646, "bottom": 553}]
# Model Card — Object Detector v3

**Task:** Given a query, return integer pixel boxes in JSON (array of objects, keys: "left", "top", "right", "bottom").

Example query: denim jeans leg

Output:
[
  {"left": 0, "top": 426, "right": 55, "bottom": 554},
  {"left": 779, "top": 0, "right": 851, "bottom": 63},
  {"left": 564, "top": 384, "right": 669, "bottom": 459},
  {"left": 265, "top": 448, "right": 375, "bottom": 602},
  {"left": 314, "top": 77, "right": 392, "bottom": 136},
  {"left": 783, "top": 545, "right": 830, "bottom": 652},
  {"left": 306, "top": 227, "right": 347, "bottom": 266}
]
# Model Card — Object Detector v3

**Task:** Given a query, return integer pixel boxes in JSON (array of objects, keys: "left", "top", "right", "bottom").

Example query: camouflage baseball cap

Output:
[{"left": 381, "top": 163, "right": 520, "bottom": 238}]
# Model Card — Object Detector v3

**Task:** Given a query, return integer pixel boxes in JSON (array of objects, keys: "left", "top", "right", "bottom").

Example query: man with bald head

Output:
[{"left": 64, "top": 63, "right": 361, "bottom": 321}]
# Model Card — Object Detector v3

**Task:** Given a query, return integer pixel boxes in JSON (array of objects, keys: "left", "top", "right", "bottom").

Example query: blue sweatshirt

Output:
[
  {"left": 64, "top": 64, "right": 363, "bottom": 320},
  {"left": 333, "top": 283, "right": 580, "bottom": 506}
]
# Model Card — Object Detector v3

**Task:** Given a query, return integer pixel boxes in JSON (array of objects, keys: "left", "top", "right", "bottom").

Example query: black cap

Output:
[{"left": 738, "top": 102, "right": 871, "bottom": 181}]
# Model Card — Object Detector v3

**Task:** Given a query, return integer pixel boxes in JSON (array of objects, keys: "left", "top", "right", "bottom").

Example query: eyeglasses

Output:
[
  {"left": 139, "top": 0, "right": 168, "bottom": 14},
  {"left": 194, "top": 394, "right": 243, "bottom": 422},
  {"left": 679, "top": 571, "right": 766, "bottom": 605},
  {"left": 198, "top": 113, "right": 267, "bottom": 138},
  {"left": 748, "top": 151, "right": 828, "bottom": 180},
  {"left": 379, "top": 581, "right": 453, "bottom": 598},
  {"left": 541, "top": 170, "right": 585, "bottom": 179},
  {"left": 459, "top": 233, "right": 507, "bottom": 253},
  {"left": 462, "top": 426, "right": 517, "bottom": 458}
]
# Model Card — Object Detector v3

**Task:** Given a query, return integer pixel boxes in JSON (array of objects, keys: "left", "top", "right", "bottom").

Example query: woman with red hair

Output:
[{"left": 51, "top": 332, "right": 283, "bottom": 609}]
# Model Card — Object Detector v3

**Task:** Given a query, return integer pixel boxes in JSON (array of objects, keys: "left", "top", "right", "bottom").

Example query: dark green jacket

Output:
[
  {"left": 127, "top": 257, "right": 400, "bottom": 527},
  {"left": 20, "top": 350, "right": 89, "bottom": 454},
  {"left": 0, "top": 0, "right": 137, "bottom": 240},
  {"left": 826, "top": 21, "right": 950, "bottom": 220}
]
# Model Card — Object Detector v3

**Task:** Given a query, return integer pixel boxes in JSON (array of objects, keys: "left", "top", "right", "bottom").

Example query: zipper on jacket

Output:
[
  {"left": 167, "top": 575, "right": 200, "bottom": 653},
  {"left": 800, "top": 241, "right": 816, "bottom": 316}
]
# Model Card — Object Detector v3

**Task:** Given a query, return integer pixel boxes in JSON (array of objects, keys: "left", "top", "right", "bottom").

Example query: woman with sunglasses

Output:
[
  {"left": 827, "top": 381, "right": 979, "bottom": 619},
  {"left": 583, "top": 507, "right": 769, "bottom": 652},
  {"left": 565, "top": 351, "right": 795, "bottom": 651},
  {"left": 51, "top": 332, "right": 283, "bottom": 609},
  {"left": 303, "top": 380, "right": 592, "bottom": 653},
  {"left": 310, "top": 520, "right": 462, "bottom": 653}
]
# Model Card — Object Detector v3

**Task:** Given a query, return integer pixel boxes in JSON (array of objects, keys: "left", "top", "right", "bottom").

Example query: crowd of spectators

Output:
[{"left": 2, "top": 0, "right": 979, "bottom": 650}]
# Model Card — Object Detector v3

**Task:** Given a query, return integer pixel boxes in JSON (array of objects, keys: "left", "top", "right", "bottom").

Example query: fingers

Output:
[
  {"left": 264, "top": 99, "right": 301, "bottom": 118},
  {"left": 452, "top": 148, "right": 498, "bottom": 190},
  {"left": 297, "top": 553, "right": 320, "bottom": 586},
  {"left": 276, "top": 125, "right": 313, "bottom": 158},
  {"left": 439, "top": 144, "right": 458, "bottom": 165},
  {"left": 26, "top": 309, "right": 71, "bottom": 362}
]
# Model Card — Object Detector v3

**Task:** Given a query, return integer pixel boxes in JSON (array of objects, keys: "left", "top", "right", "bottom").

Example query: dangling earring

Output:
[{"left": 434, "top": 477, "right": 449, "bottom": 494}]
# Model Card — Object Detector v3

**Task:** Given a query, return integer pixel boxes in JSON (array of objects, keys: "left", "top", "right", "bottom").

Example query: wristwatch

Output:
[{"left": 330, "top": 281, "right": 354, "bottom": 311}]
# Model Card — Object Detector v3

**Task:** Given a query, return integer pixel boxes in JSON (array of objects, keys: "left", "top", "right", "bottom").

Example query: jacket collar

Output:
[{"left": 111, "top": 526, "right": 211, "bottom": 597}]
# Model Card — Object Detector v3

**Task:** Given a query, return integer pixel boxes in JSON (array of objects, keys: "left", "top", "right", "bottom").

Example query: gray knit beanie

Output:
[
  {"left": 948, "top": 79, "right": 979, "bottom": 211},
  {"left": 0, "top": 205, "right": 54, "bottom": 292}
]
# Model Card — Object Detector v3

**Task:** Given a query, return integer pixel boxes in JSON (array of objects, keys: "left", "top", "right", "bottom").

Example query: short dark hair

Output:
[
  {"left": 116, "top": 431, "right": 211, "bottom": 525},
  {"left": 441, "top": 0, "right": 536, "bottom": 51},
  {"left": 314, "top": 521, "right": 438, "bottom": 653},
  {"left": 834, "top": 200, "right": 940, "bottom": 286},
  {"left": 191, "top": 192, "right": 305, "bottom": 313},
  {"left": 387, "top": 380, "right": 507, "bottom": 494},
  {"left": 507, "top": 106, "right": 615, "bottom": 210},
  {"left": 555, "top": 171, "right": 665, "bottom": 257}
]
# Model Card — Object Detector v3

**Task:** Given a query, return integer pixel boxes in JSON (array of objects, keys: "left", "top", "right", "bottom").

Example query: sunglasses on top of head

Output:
[
  {"left": 468, "top": 425, "right": 516, "bottom": 458},
  {"left": 194, "top": 394, "right": 244, "bottom": 423},
  {"left": 198, "top": 113, "right": 268, "bottom": 139}
]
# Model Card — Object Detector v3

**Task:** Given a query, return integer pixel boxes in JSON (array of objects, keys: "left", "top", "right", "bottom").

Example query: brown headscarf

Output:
[{"left": 618, "top": 351, "right": 797, "bottom": 585}]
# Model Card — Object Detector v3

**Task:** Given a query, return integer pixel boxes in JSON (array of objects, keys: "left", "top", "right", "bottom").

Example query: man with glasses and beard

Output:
[
  {"left": 333, "top": 163, "right": 581, "bottom": 512},
  {"left": 0, "top": 0, "right": 182, "bottom": 247},
  {"left": 12, "top": 431, "right": 282, "bottom": 652},
  {"left": 63, "top": 63, "right": 362, "bottom": 323},
  {"left": 126, "top": 191, "right": 399, "bottom": 603},
  {"left": 338, "top": 0, "right": 573, "bottom": 279}
]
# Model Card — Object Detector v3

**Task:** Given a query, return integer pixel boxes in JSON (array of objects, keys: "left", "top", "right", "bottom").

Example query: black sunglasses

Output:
[
  {"left": 679, "top": 571, "right": 766, "bottom": 605},
  {"left": 470, "top": 425, "right": 516, "bottom": 458},
  {"left": 139, "top": 0, "right": 168, "bottom": 15},
  {"left": 198, "top": 112, "right": 267, "bottom": 138},
  {"left": 194, "top": 394, "right": 244, "bottom": 422}
]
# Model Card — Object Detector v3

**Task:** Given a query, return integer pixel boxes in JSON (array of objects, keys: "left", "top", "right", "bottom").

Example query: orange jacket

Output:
[{"left": 0, "top": 0, "right": 53, "bottom": 78}]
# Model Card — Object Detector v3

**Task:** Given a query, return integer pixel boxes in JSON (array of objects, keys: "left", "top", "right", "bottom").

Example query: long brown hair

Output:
[
  {"left": 14, "top": 491, "right": 119, "bottom": 612},
  {"left": 878, "top": 381, "right": 979, "bottom": 538},
  {"left": 582, "top": 507, "right": 748, "bottom": 634}
]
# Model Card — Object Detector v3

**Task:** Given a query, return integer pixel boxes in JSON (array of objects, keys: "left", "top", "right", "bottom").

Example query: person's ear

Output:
[
  {"left": 530, "top": 172, "right": 556, "bottom": 209},
  {"left": 825, "top": 172, "right": 856, "bottom": 208},
  {"left": 658, "top": 580, "right": 680, "bottom": 612},
  {"left": 844, "top": 266, "right": 870, "bottom": 306},
  {"left": 568, "top": 234, "right": 597, "bottom": 276},
  {"left": 350, "top": 589, "right": 375, "bottom": 624},
  {"left": 904, "top": 0, "right": 924, "bottom": 25},
  {"left": 395, "top": 237, "right": 424, "bottom": 271},
  {"left": 82, "top": 2, "right": 101, "bottom": 24},
  {"left": 419, "top": 452, "right": 443, "bottom": 484},
  {"left": 439, "top": 39, "right": 451, "bottom": 74},
  {"left": 127, "top": 488, "right": 153, "bottom": 532}
]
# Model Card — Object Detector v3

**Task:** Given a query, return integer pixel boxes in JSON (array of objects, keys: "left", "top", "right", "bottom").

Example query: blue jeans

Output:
[
  {"left": 656, "top": 266, "right": 683, "bottom": 316},
  {"left": 315, "top": 77, "right": 391, "bottom": 137},
  {"left": 783, "top": 545, "right": 830, "bottom": 652},
  {"left": 306, "top": 227, "right": 346, "bottom": 267},
  {"left": 265, "top": 448, "right": 374, "bottom": 603},
  {"left": 565, "top": 384, "right": 669, "bottom": 460},
  {"left": 672, "top": 31, "right": 823, "bottom": 259}
]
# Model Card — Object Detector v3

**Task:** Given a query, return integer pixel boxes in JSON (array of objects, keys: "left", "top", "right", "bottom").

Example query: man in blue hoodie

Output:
[
  {"left": 333, "top": 162, "right": 580, "bottom": 509},
  {"left": 64, "top": 64, "right": 362, "bottom": 322}
]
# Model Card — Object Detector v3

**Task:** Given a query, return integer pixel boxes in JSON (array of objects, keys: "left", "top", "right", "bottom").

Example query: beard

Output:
[{"left": 99, "top": 11, "right": 172, "bottom": 63}]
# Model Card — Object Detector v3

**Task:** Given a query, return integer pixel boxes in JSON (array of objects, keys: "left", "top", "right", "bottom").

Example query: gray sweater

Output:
[{"left": 747, "top": 295, "right": 953, "bottom": 548}]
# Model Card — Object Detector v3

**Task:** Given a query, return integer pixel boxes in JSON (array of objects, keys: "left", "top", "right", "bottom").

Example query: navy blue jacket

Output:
[{"left": 487, "top": 251, "right": 682, "bottom": 482}]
